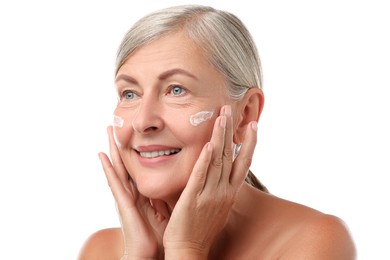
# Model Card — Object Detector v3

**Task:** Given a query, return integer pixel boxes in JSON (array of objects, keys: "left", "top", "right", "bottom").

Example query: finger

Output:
[
  {"left": 98, "top": 152, "right": 135, "bottom": 209},
  {"left": 230, "top": 121, "right": 258, "bottom": 189},
  {"left": 184, "top": 142, "right": 213, "bottom": 195},
  {"left": 202, "top": 113, "right": 226, "bottom": 190},
  {"left": 221, "top": 105, "right": 234, "bottom": 183},
  {"left": 107, "top": 126, "right": 129, "bottom": 184}
]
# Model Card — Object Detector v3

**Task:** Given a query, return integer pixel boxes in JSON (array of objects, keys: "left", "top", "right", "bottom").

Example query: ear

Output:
[{"left": 233, "top": 88, "right": 264, "bottom": 144}]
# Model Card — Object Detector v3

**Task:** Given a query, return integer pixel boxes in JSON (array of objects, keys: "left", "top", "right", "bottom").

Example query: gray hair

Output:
[{"left": 115, "top": 4, "right": 263, "bottom": 100}]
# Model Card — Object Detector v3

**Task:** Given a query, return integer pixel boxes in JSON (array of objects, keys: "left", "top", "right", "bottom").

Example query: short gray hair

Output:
[{"left": 115, "top": 5, "right": 263, "bottom": 100}]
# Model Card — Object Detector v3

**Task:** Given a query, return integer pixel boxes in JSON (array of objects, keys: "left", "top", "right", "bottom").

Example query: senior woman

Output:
[{"left": 79, "top": 5, "right": 356, "bottom": 259}]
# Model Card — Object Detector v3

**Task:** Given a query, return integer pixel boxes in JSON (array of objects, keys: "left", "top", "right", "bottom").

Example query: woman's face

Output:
[{"left": 114, "top": 32, "right": 232, "bottom": 203}]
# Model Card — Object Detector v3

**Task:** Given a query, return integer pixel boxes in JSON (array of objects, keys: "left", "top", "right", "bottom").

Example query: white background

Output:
[{"left": 0, "top": 0, "right": 389, "bottom": 259}]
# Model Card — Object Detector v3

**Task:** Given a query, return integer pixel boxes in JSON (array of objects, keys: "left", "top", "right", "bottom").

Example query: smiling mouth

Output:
[{"left": 138, "top": 148, "right": 181, "bottom": 159}]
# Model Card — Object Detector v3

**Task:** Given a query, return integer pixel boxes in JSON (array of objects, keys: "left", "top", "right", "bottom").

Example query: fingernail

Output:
[
  {"left": 224, "top": 105, "right": 232, "bottom": 117},
  {"left": 251, "top": 122, "right": 258, "bottom": 131},
  {"left": 206, "top": 142, "right": 213, "bottom": 151},
  {"left": 220, "top": 116, "right": 226, "bottom": 128}
]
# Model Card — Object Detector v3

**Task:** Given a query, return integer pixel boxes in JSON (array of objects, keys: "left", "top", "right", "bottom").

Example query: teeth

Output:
[{"left": 140, "top": 149, "right": 181, "bottom": 158}]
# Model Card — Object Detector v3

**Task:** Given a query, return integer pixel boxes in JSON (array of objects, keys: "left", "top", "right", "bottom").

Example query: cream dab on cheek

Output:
[
  {"left": 189, "top": 110, "right": 214, "bottom": 126},
  {"left": 113, "top": 115, "right": 124, "bottom": 128}
]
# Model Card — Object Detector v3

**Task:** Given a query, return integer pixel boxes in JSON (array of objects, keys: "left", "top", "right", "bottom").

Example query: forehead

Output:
[
  {"left": 131, "top": 32, "right": 201, "bottom": 63},
  {"left": 118, "top": 31, "right": 225, "bottom": 83}
]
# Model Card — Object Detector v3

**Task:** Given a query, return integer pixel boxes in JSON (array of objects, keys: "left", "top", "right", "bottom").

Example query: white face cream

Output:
[
  {"left": 113, "top": 115, "right": 124, "bottom": 128},
  {"left": 189, "top": 110, "right": 214, "bottom": 126}
]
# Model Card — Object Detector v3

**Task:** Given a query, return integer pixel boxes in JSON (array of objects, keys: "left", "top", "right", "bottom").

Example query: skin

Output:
[{"left": 79, "top": 31, "right": 356, "bottom": 259}]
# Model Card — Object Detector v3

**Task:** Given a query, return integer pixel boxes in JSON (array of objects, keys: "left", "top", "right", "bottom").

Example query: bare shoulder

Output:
[
  {"left": 78, "top": 228, "right": 123, "bottom": 260},
  {"left": 241, "top": 188, "right": 356, "bottom": 259},
  {"left": 281, "top": 214, "right": 356, "bottom": 259}
]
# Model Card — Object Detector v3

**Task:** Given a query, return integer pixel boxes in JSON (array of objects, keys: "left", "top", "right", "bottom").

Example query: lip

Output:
[
  {"left": 134, "top": 145, "right": 182, "bottom": 167},
  {"left": 135, "top": 145, "right": 181, "bottom": 152}
]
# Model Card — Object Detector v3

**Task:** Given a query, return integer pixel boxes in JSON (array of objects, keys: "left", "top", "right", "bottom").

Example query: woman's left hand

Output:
[{"left": 163, "top": 105, "right": 258, "bottom": 259}]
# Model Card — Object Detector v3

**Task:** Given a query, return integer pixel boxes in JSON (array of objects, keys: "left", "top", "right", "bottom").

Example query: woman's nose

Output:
[{"left": 131, "top": 100, "right": 164, "bottom": 134}]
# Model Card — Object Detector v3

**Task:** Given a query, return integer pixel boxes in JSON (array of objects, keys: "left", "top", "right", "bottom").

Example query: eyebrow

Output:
[
  {"left": 158, "top": 68, "right": 198, "bottom": 80},
  {"left": 115, "top": 74, "right": 138, "bottom": 84},
  {"left": 115, "top": 68, "right": 198, "bottom": 84}
]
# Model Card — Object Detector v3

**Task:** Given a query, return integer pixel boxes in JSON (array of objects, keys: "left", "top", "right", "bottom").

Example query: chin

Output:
[{"left": 135, "top": 176, "right": 186, "bottom": 201}]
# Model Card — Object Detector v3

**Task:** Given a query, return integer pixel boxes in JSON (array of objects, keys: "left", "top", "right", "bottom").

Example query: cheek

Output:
[
  {"left": 113, "top": 109, "right": 134, "bottom": 149},
  {"left": 113, "top": 115, "right": 124, "bottom": 128},
  {"left": 189, "top": 110, "right": 214, "bottom": 126},
  {"left": 167, "top": 109, "right": 216, "bottom": 146}
]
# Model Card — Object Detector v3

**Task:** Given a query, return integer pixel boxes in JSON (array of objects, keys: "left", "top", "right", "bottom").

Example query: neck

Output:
[
  {"left": 165, "top": 192, "right": 181, "bottom": 213},
  {"left": 210, "top": 183, "right": 266, "bottom": 257},
  {"left": 226, "top": 183, "right": 260, "bottom": 230}
]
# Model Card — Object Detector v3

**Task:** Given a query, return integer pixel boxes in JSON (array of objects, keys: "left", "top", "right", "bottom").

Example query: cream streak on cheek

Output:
[
  {"left": 189, "top": 110, "right": 214, "bottom": 126},
  {"left": 113, "top": 115, "right": 124, "bottom": 128}
]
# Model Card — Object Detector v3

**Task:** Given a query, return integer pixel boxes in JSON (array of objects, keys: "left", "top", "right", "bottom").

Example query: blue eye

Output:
[
  {"left": 123, "top": 90, "right": 135, "bottom": 100},
  {"left": 171, "top": 85, "right": 185, "bottom": 96}
]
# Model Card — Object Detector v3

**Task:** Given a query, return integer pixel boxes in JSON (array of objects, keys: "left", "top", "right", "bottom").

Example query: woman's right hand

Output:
[{"left": 98, "top": 126, "right": 169, "bottom": 259}]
